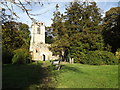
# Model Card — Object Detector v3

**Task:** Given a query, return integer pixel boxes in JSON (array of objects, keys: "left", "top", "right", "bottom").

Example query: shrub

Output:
[
  {"left": 2, "top": 47, "right": 13, "bottom": 64},
  {"left": 12, "top": 48, "right": 31, "bottom": 64},
  {"left": 82, "top": 50, "right": 118, "bottom": 65},
  {"left": 115, "top": 48, "right": 120, "bottom": 59}
]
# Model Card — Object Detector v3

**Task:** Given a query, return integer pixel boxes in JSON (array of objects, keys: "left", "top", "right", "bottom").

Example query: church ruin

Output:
[{"left": 29, "top": 22, "right": 58, "bottom": 61}]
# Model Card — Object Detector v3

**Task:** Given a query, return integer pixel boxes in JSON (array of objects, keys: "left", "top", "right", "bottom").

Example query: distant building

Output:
[{"left": 29, "top": 22, "right": 58, "bottom": 61}]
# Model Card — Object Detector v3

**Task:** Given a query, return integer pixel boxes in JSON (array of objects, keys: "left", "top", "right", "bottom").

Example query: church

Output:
[{"left": 29, "top": 22, "right": 58, "bottom": 61}]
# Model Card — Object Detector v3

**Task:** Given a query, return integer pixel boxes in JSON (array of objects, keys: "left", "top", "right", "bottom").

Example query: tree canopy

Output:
[
  {"left": 103, "top": 7, "right": 120, "bottom": 53},
  {"left": 2, "top": 21, "right": 30, "bottom": 63},
  {"left": 50, "top": 1, "right": 106, "bottom": 62}
]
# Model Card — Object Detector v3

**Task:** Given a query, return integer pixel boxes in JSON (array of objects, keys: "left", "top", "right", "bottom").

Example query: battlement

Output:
[{"left": 32, "top": 22, "right": 45, "bottom": 26}]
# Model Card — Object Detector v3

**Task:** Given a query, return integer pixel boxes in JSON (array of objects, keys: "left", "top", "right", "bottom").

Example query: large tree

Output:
[
  {"left": 65, "top": 2, "right": 105, "bottom": 62},
  {"left": 18, "top": 23, "right": 31, "bottom": 49},
  {"left": 50, "top": 4, "right": 69, "bottom": 58},
  {"left": 103, "top": 7, "right": 120, "bottom": 53},
  {"left": 50, "top": 1, "right": 105, "bottom": 62},
  {"left": 2, "top": 22, "right": 24, "bottom": 52},
  {"left": 45, "top": 27, "right": 53, "bottom": 44},
  {"left": 2, "top": 21, "right": 30, "bottom": 63}
]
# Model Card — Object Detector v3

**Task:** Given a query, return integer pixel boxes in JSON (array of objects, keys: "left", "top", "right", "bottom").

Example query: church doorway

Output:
[{"left": 43, "top": 54, "right": 45, "bottom": 61}]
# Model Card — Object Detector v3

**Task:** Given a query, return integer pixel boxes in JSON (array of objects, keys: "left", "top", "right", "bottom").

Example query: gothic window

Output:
[
  {"left": 37, "top": 27, "right": 40, "bottom": 34},
  {"left": 41, "top": 23, "right": 43, "bottom": 25},
  {"left": 43, "top": 54, "right": 45, "bottom": 61},
  {"left": 36, "top": 49, "right": 38, "bottom": 53},
  {"left": 36, "top": 48, "right": 39, "bottom": 53},
  {"left": 52, "top": 52, "right": 55, "bottom": 56}
]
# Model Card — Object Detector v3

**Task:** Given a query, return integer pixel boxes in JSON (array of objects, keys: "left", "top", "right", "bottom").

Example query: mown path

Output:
[
  {"left": 39, "top": 62, "right": 54, "bottom": 88},
  {"left": 28, "top": 61, "right": 56, "bottom": 89}
]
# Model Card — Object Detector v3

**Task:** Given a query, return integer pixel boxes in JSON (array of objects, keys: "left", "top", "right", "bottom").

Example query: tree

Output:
[
  {"left": 2, "top": 21, "right": 24, "bottom": 53},
  {"left": 50, "top": 1, "right": 105, "bottom": 62},
  {"left": 103, "top": 7, "right": 120, "bottom": 53},
  {"left": 50, "top": 4, "right": 69, "bottom": 59},
  {"left": 65, "top": 1, "right": 105, "bottom": 62},
  {"left": 45, "top": 27, "right": 53, "bottom": 44},
  {"left": 2, "top": 21, "right": 30, "bottom": 63},
  {"left": 18, "top": 23, "right": 31, "bottom": 49}
]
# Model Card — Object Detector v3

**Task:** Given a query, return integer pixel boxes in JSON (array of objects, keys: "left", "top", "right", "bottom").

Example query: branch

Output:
[
  {"left": 29, "top": 10, "right": 49, "bottom": 16},
  {"left": 1, "top": 0, "right": 50, "bottom": 25},
  {"left": 1, "top": 2, "right": 20, "bottom": 18}
]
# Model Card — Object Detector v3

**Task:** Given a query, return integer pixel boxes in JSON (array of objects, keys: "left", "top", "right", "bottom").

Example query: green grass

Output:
[
  {"left": 3, "top": 61, "right": 119, "bottom": 89},
  {"left": 54, "top": 64, "right": 118, "bottom": 88},
  {"left": 3, "top": 62, "right": 54, "bottom": 89}
]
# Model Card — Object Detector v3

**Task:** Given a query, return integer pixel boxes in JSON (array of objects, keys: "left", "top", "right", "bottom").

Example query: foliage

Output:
[
  {"left": 18, "top": 23, "right": 31, "bottom": 49},
  {"left": 115, "top": 48, "right": 120, "bottom": 61},
  {"left": 2, "top": 21, "right": 24, "bottom": 53},
  {"left": 2, "top": 21, "right": 23, "bottom": 64},
  {"left": 81, "top": 50, "right": 118, "bottom": 65},
  {"left": 50, "top": 4, "right": 69, "bottom": 57},
  {"left": 2, "top": 21, "right": 31, "bottom": 64},
  {"left": 45, "top": 27, "right": 53, "bottom": 44},
  {"left": 12, "top": 48, "right": 31, "bottom": 64},
  {"left": 50, "top": 2, "right": 105, "bottom": 62},
  {"left": 45, "top": 35, "right": 53, "bottom": 44},
  {"left": 2, "top": 46, "right": 13, "bottom": 64},
  {"left": 103, "top": 7, "right": 120, "bottom": 52}
]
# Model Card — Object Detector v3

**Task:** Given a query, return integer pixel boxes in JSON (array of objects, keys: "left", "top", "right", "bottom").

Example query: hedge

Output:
[{"left": 81, "top": 50, "right": 118, "bottom": 65}]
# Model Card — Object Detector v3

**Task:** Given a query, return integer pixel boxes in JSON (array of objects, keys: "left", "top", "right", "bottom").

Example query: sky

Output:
[{"left": 1, "top": 0, "right": 120, "bottom": 27}]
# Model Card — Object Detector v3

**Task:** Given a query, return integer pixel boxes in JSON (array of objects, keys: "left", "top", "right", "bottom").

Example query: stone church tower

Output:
[{"left": 30, "top": 22, "right": 58, "bottom": 61}]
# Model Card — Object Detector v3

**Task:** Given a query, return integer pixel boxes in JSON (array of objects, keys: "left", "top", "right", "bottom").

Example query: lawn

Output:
[
  {"left": 54, "top": 63, "right": 118, "bottom": 88},
  {"left": 3, "top": 61, "right": 118, "bottom": 89},
  {"left": 2, "top": 61, "right": 54, "bottom": 89}
]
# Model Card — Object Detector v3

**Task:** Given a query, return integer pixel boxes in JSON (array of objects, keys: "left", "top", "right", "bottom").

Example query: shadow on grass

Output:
[
  {"left": 47, "top": 64, "right": 86, "bottom": 77},
  {"left": 46, "top": 64, "right": 87, "bottom": 88},
  {"left": 2, "top": 62, "right": 55, "bottom": 89},
  {"left": 60, "top": 65, "right": 84, "bottom": 74}
]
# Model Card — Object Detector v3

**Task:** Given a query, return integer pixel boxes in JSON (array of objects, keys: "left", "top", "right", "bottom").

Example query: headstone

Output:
[
  {"left": 69, "top": 58, "right": 74, "bottom": 64},
  {"left": 69, "top": 58, "right": 71, "bottom": 64},
  {"left": 71, "top": 58, "right": 74, "bottom": 64}
]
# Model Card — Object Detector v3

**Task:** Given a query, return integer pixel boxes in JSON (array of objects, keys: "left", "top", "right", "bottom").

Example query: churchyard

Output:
[{"left": 2, "top": 1, "right": 120, "bottom": 89}]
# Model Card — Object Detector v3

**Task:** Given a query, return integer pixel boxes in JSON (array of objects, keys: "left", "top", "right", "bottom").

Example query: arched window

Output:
[
  {"left": 43, "top": 54, "right": 45, "bottom": 61},
  {"left": 41, "top": 23, "right": 43, "bottom": 25},
  {"left": 37, "top": 27, "right": 40, "bottom": 34},
  {"left": 36, "top": 49, "right": 38, "bottom": 53}
]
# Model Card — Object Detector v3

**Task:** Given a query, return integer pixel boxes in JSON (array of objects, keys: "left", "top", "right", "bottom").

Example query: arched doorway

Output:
[{"left": 43, "top": 54, "right": 45, "bottom": 61}]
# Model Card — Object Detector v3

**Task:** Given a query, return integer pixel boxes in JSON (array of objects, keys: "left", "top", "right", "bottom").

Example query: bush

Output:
[
  {"left": 12, "top": 48, "right": 31, "bottom": 64},
  {"left": 81, "top": 50, "right": 118, "bottom": 65},
  {"left": 2, "top": 47, "right": 13, "bottom": 64},
  {"left": 115, "top": 48, "right": 120, "bottom": 60}
]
